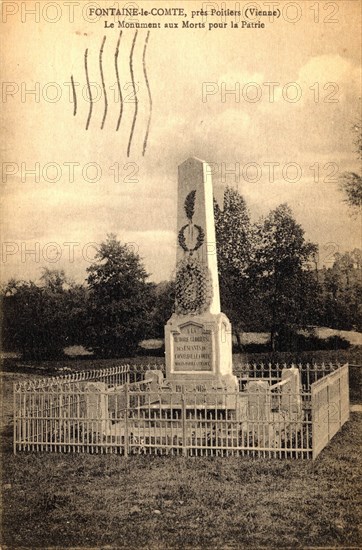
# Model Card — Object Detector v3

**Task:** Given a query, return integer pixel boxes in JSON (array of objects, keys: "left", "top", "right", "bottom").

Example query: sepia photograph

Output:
[{"left": 1, "top": 0, "right": 361, "bottom": 548}]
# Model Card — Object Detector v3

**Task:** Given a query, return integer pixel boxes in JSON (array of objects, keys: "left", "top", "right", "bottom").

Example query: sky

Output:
[{"left": 1, "top": 0, "right": 361, "bottom": 285}]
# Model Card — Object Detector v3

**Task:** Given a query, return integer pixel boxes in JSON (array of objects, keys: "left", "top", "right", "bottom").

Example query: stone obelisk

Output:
[{"left": 165, "top": 157, "right": 236, "bottom": 389}]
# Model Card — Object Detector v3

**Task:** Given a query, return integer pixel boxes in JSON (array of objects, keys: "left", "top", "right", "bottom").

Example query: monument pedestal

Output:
[
  {"left": 165, "top": 312, "right": 231, "bottom": 379},
  {"left": 165, "top": 312, "right": 238, "bottom": 392}
]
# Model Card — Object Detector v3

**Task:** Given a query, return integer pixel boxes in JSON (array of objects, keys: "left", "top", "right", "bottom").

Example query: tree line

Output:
[{"left": 1, "top": 189, "right": 361, "bottom": 359}]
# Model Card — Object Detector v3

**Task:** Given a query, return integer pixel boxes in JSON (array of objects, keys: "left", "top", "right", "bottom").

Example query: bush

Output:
[{"left": 276, "top": 327, "right": 350, "bottom": 352}]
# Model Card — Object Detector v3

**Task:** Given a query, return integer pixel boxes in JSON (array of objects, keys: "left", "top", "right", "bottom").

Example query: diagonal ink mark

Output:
[
  {"left": 71, "top": 75, "right": 77, "bottom": 116},
  {"left": 85, "top": 48, "right": 93, "bottom": 130},
  {"left": 142, "top": 31, "right": 152, "bottom": 156},
  {"left": 115, "top": 30, "right": 123, "bottom": 132},
  {"left": 99, "top": 35, "right": 108, "bottom": 130},
  {"left": 127, "top": 31, "right": 138, "bottom": 158}
]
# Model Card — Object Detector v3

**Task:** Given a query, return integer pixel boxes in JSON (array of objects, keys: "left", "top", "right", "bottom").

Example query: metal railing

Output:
[
  {"left": 14, "top": 364, "right": 132, "bottom": 391},
  {"left": 311, "top": 363, "right": 349, "bottom": 459},
  {"left": 13, "top": 363, "right": 348, "bottom": 459}
]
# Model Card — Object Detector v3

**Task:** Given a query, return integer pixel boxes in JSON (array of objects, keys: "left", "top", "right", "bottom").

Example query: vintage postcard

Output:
[{"left": 1, "top": 1, "right": 361, "bottom": 548}]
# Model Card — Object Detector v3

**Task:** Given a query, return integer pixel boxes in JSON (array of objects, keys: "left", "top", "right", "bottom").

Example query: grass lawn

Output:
[
  {"left": 1, "top": 415, "right": 361, "bottom": 548},
  {"left": 1, "top": 362, "right": 362, "bottom": 549}
]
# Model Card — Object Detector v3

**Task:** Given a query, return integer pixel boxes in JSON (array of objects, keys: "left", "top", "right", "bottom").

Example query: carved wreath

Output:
[
  {"left": 178, "top": 224, "right": 205, "bottom": 253},
  {"left": 178, "top": 190, "right": 205, "bottom": 254},
  {"left": 175, "top": 257, "right": 213, "bottom": 315}
]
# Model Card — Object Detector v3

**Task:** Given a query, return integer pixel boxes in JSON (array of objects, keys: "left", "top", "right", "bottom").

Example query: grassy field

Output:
[
  {"left": 1, "top": 354, "right": 361, "bottom": 549},
  {"left": 1, "top": 414, "right": 361, "bottom": 548}
]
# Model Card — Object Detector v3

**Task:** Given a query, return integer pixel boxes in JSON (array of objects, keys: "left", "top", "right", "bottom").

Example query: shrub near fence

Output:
[{"left": 13, "top": 363, "right": 349, "bottom": 459}]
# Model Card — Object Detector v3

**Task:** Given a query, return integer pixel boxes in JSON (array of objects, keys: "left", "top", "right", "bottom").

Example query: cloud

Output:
[
  {"left": 297, "top": 54, "right": 361, "bottom": 106},
  {"left": 298, "top": 55, "right": 358, "bottom": 87}
]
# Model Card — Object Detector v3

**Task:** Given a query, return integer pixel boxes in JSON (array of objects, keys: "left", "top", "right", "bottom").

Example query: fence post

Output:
[
  {"left": 338, "top": 375, "right": 342, "bottom": 429},
  {"left": 124, "top": 383, "right": 129, "bottom": 456},
  {"left": 181, "top": 387, "right": 187, "bottom": 457},
  {"left": 13, "top": 386, "right": 17, "bottom": 455},
  {"left": 327, "top": 382, "right": 330, "bottom": 442}
]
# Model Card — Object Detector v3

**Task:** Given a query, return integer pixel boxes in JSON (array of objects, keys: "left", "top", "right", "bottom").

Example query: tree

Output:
[
  {"left": 251, "top": 204, "right": 318, "bottom": 351},
  {"left": 339, "top": 121, "right": 362, "bottom": 215},
  {"left": 40, "top": 268, "right": 68, "bottom": 291},
  {"left": 319, "top": 250, "right": 362, "bottom": 331},
  {"left": 38, "top": 268, "right": 88, "bottom": 351},
  {"left": 2, "top": 279, "right": 44, "bottom": 358},
  {"left": 84, "top": 234, "right": 153, "bottom": 357},
  {"left": 1, "top": 269, "right": 85, "bottom": 359},
  {"left": 214, "top": 187, "right": 252, "bottom": 350},
  {"left": 147, "top": 280, "right": 175, "bottom": 339},
  {"left": 339, "top": 172, "right": 362, "bottom": 213}
]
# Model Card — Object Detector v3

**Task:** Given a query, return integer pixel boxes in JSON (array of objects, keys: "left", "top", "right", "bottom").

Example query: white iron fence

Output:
[
  {"left": 13, "top": 363, "right": 349, "bottom": 459},
  {"left": 311, "top": 363, "right": 349, "bottom": 459}
]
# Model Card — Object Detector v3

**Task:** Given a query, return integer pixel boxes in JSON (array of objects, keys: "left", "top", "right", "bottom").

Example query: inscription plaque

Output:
[{"left": 173, "top": 323, "right": 212, "bottom": 372}]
